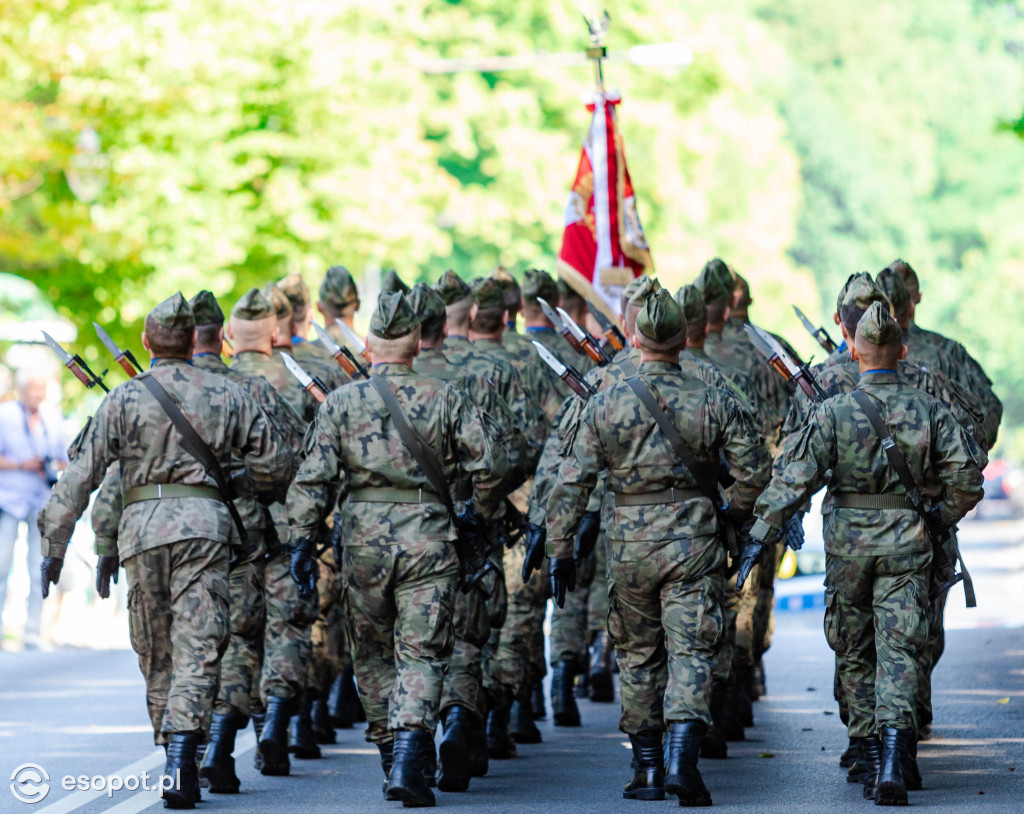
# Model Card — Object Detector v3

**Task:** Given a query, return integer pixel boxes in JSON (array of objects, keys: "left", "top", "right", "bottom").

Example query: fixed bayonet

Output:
[
  {"left": 42, "top": 331, "right": 110, "bottom": 393},
  {"left": 93, "top": 323, "right": 143, "bottom": 377},
  {"left": 538, "top": 297, "right": 585, "bottom": 356},
  {"left": 745, "top": 324, "right": 826, "bottom": 402},
  {"left": 793, "top": 305, "right": 837, "bottom": 353},
  {"left": 313, "top": 322, "right": 369, "bottom": 379},
  {"left": 222, "top": 336, "right": 235, "bottom": 358},
  {"left": 586, "top": 300, "right": 626, "bottom": 351},
  {"left": 556, "top": 306, "right": 613, "bottom": 366},
  {"left": 281, "top": 352, "right": 329, "bottom": 403},
  {"left": 532, "top": 340, "right": 595, "bottom": 400},
  {"left": 334, "top": 319, "right": 372, "bottom": 362}
]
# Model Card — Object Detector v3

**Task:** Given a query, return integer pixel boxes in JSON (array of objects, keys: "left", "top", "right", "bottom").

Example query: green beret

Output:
[
  {"left": 836, "top": 271, "right": 873, "bottom": 314},
  {"left": 370, "top": 291, "right": 419, "bottom": 339},
  {"left": 875, "top": 268, "right": 911, "bottom": 313},
  {"left": 149, "top": 292, "right": 194, "bottom": 331},
  {"left": 277, "top": 273, "right": 310, "bottom": 312},
  {"left": 674, "top": 284, "right": 706, "bottom": 324},
  {"left": 381, "top": 269, "right": 410, "bottom": 295},
  {"left": 471, "top": 277, "right": 506, "bottom": 311},
  {"left": 231, "top": 288, "right": 275, "bottom": 321},
  {"left": 701, "top": 258, "right": 734, "bottom": 291},
  {"left": 694, "top": 264, "right": 731, "bottom": 305},
  {"left": 841, "top": 275, "right": 890, "bottom": 313},
  {"left": 856, "top": 300, "right": 903, "bottom": 346},
  {"left": 636, "top": 288, "right": 686, "bottom": 343},
  {"left": 261, "top": 283, "right": 293, "bottom": 320},
  {"left": 628, "top": 276, "right": 661, "bottom": 307},
  {"left": 435, "top": 270, "right": 472, "bottom": 306},
  {"left": 189, "top": 290, "right": 224, "bottom": 326},
  {"left": 408, "top": 283, "right": 447, "bottom": 328},
  {"left": 887, "top": 258, "right": 919, "bottom": 291},
  {"left": 492, "top": 266, "right": 522, "bottom": 309},
  {"left": 621, "top": 275, "right": 651, "bottom": 305},
  {"left": 319, "top": 266, "right": 359, "bottom": 310},
  {"left": 521, "top": 268, "right": 559, "bottom": 305}
]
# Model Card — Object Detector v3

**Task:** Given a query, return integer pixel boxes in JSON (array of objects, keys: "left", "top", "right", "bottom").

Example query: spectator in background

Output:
[{"left": 0, "top": 370, "right": 68, "bottom": 648}]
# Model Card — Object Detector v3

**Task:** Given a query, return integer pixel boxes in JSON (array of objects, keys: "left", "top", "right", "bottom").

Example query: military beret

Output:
[
  {"left": 836, "top": 271, "right": 873, "bottom": 315},
  {"left": 471, "top": 277, "right": 507, "bottom": 311},
  {"left": 637, "top": 288, "right": 686, "bottom": 342},
  {"left": 628, "top": 275, "right": 661, "bottom": 306},
  {"left": 887, "top": 258, "right": 918, "bottom": 288},
  {"left": 231, "top": 288, "right": 276, "bottom": 321},
  {"left": 701, "top": 258, "right": 734, "bottom": 291},
  {"left": 370, "top": 291, "right": 420, "bottom": 339},
  {"left": 277, "top": 273, "right": 311, "bottom": 312},
  {"left": 841, "top": 275, "right": 890, "bottom": 313},
  {"left": 875, "top": 268, "right": 911, "bottom": 313},
  {"left": 189, "top": 290, "right": 224, "bottom": 326},
  {"left": 261, "top": 283, "right": 293, "bottom": 320},
  {"left": 319, "top": 266, "right": 359, "bottom": 310},
  {"left": 381, "top": 269, "right": 410, "bottom": 295},
  {"left": 149, "top": 292, "right": 194, "bottom": 331},
  {"left": 695, "top": 264, "right": 730, "bottom": 305},
  {"left": 856, "top": 300, "right": 902, "bottom": 346},
  {"left": 622, "top": 275, "right": 651, "bottom": 305},
  {"left": 491, "top": 266, "right": 522, "bottom": 309},
  {"left": 674, "top": 284, "right": 707, "bottom": 324},
  {"left": 408, "top": 283, "right": 447, "bottom": 328},
  {"left": 435, "top": 270, "right": 472, "bottom": 306},
  {"left": 557, "top": 277, "right": 583, "bottom": 303},
  {"left": 521, "top": 268, "right": 559, "bottom": 304}
]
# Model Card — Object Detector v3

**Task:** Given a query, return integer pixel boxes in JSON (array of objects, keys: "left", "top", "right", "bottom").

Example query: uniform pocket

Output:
[
  {"left": 606, "top": 588, "right": 625, "bottom": 649},
  {"left": 695, "top": 585, "right": 725, "bottom": 650},
  {"left": 127, "top": 585, "right": 153, "bottom": 657},
  {"left": 823, "top": 586, "right": 843, "bottom": 653}
]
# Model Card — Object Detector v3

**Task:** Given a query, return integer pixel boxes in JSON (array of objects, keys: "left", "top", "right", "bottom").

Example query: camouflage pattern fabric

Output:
[
  {"left": 261, "top": 551, "right": 318, "bottom": 701},
  {"left": 291, "top": 338, "right": 351, "bottom": 392},
  {"left": 231, "top": 349, "right": 319, "bottom": 424},
  {"left": 91, "top": 462, "right": 122, "bottom": 557},
  {"left": 524, "top": 326, "right": 595, "bottom": 403},
  {"left": 460, "top": 335, "right": 562, "bottom": 423},
  {"left": 216, "top": 556, "right": 266, "bottom": 720},
  {"left": 309, "top": 550, "right": 344, "bottom": 695}
]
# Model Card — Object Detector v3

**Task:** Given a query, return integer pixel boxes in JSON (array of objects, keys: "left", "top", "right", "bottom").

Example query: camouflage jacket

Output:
[
  {"left": 232, "top": 350, "right": 318, "bottom": 424},
  {"left": 546, "top": 360, "right": 770, "bottom": 558},
  {"left": 91, "top": 462, "right": 121, "bottom": 556},
  {"left": 290, "top": 338, "right": 351, "bottom": 391},
  {"left": 752, "top": 371, "right": 986, "bottom": 557},
  {"left": 910, "top": 322, "right": 992, "bottom": 385},
  {"left": 706, "top": 327, "right": 789, "bottom": 442},
  {"left": 39, "top": 358, "right": 295, "bottom": 560},
  {"left": 287, "top": 362, "right": 508, "bottom": 548},
  {"left": 684, "top": 346, "right": 758, "bottom": 416}
]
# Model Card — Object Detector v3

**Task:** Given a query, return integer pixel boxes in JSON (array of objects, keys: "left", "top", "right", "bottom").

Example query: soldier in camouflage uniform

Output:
[
  {"left": 315, "top": 265, "right": 363, "bottom": 360},
  {"left": 39, "top": 293, "right": 294, "bottom": 809},
  {"left": 287, "top": 291, "right": 508, "bottom": 808},
  {"left": 748, "top": 301, "right": 986, "bottom": 805},
  {"left": 547, "top": 289, "right": 771, "bottom": 806},
  {"left": 264, "top": 281, "right": 347, "bottom": 394}
]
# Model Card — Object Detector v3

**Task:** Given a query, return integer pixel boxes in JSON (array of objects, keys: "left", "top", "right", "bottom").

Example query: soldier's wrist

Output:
[
  {"left": 42, "top": 539, "right": 68, "bottom": 558},
  {"left": 93, "top": 537, "right": 118, "bottom": 557},
  {"left": 748, "top": 518, "right": 779, "bottom": 545}
]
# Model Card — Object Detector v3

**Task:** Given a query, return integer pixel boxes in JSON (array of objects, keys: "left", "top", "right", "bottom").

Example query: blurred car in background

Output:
[
  {"left": 778, "top": 492, "right": 826, "bottom": 579},
  {"left": 972, "top": 459, "right": 1024, "bottom": 520}
]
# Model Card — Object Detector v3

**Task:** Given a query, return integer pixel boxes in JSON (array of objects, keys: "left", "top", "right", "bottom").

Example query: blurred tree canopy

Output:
[{"left": 2, "top": 0, "right": 1024, "bottom": 448}]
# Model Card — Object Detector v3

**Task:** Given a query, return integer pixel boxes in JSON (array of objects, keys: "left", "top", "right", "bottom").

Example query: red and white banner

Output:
[{"left": 556, "top": 91, "right": 653, "bottom": 319}]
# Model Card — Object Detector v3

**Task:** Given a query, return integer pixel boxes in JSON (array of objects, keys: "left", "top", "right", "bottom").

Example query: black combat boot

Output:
[
  {"left": 700, "top": 682, "right": 729, "bottom": 760},
  {"left": 437, "top": 706, "right": 472, "bottom": 792},
  {"left": 860, "top": 735, "right": 883, "bottom": 799},
  {"left": 903, "top": 734, "right": 922, "bottom": 791},
  {"left": 720, "top": 680, "right": 745, "bottom": 742},
  {"left": 752, "top": 660, "right": 766, "bottom": 700},
  {"left": 839, "top": 736, "right": 859, "bottom": 769},
  {"left": 258, "top": 695, "right": 292, "bottom": 776},
  {"left": 251, "top": 710, "right": 266, "bottom": 771},
  {"left": 198, "top": 713, "right": 244, "bottom": 794},
  {"left": 328, "top": 665, "right": 366, "bottom": 728},
  {"left": 385, "top": 730, "right": 436, "bottom": 807},
  {"left": 735, "top": 662, "right": 755, "bottom": 728},
  {"left": 419, "top": 730, "right": 437, "bottom": 789},
  {"left": 377, "top": 737, "right": 394, "bottom": 794},
  {"left": 551, "top": 660, "right": 581, "bottom": 727},
  {"left": 288, "top": 698, "right": 322, "bottom": 759},
  {"left": 195, "top": 742, "right": 208, "bottom": 789},
  {"left": 327, "top": 671, "right": 351, "bottom": 729},
  {"left": 310, "top": 696, "right": 336, "bottom": 745},
  {"left": 467, "top": 716, "right": 489, "bottom": 777},
  {"left": 589, "top": 631, "right": 615, "bottom": 703},
  {"left": 664, "top": 722, "right": 712, "bottom": 807},
  {"left": 874, "top": 727, "right": 911, "bottom": 806},
  {"left": 162, "top": 733, "right": 201, "bottom": 810},
  {"left": 486, "top": 688, "right": 517, "bottom": 759},
  {"left": 623, "top": 731, "right": 666, "bottom": 800},
  {"left": 509, "top": 689, "right": 542, "bottom": 744},
  {"left": 530, "top": 682, "right": 546, "bottom": 720}
]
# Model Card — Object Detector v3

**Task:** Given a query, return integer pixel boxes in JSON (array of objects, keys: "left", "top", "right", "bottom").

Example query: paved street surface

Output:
[{"left": 2, "top": 515, "right": 1022, "bottom": 813}]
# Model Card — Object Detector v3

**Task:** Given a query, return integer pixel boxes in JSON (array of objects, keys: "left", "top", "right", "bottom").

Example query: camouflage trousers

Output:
[
  {"left": 213, "top": 550, "right": 266, "bottom": 720},
  {"left": 488, "top": 542, "right": 547, "bottom": 698},
  {"left": 824, "top": 550, "right": 930, "bottom": 738},
  {"left": 260, "top": 549, "right": 318, "bottom": 703},
  {"left": 124, "top": 538, "right": 230, "bottom": 744},
  {"left": 731, "top": 557, "right": 764, "bottom": 672},
  {"left": 549, "top": 537, "right": 608, "bottom": 665},
  {"left": 309, "top": 552, "right": 345, "bottom": 695},
  {"left": 342, "top": 540, "right": 457, "bottom": 744},
  {"left": 607, "top": 537, "right": 725, "bottom": 735},
  {"left": 439, "top": 574, "right": 493, "bottom": 723}
]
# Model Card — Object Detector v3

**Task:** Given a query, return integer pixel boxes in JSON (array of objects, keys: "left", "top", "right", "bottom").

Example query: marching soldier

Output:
[
  {"left": 38, "top": 293, "right": 294, "bottom": 809},
  {"left": 316, "top": 265, "right": 362, "bottom": 356}
]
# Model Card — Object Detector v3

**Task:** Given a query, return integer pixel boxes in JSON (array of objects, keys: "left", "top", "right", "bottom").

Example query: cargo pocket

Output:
[
  {"left": 695, "top": 586, "right": 725, "bottom": 650},
  {"left": 200, "top": 571, "right": 231, "bottom": 655},
  {"left": 823, "top": 586, "right": 843, "bottom": 654},
  {"left": 235, "top": 565, "right": 266, "bottom": 640},
  {"left": 127, "top": 585, "right": 153, "bottom": 657},
  {"left": 606, "top": 588, "right": 626, "bottom": 649}
]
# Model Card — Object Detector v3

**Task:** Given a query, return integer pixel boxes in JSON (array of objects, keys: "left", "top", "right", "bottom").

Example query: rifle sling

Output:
[
  {"left": 138, "top": 374, "right": 248, "bottom": 549},
  {"left": 851, "top": 390, "right": 974, "bottom": 607}
]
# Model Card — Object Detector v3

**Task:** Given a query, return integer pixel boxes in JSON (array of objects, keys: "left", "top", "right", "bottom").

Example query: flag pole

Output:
[{"left": 583, "top": 11, "right": 610, "bottom": 93}]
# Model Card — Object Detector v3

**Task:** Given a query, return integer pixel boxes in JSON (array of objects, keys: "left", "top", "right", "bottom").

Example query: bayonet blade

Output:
[
  {"left": 94, "top": 322, "right": 141, "bottom": 376},
  {"left": 532, "top": 340, "right": 568, "bottom": 378},
  {"left": 280, "top": 351, "right": 314, "bottom": 389},
  {"left": 312, "top": 321, "right": 341, "bottom": 354},
  {"left": 334, "top": 319, "right": 367, "bottom": 356},
  {"left": 586, "top": 300, "right": 614, "bottom": 333},
  {"left": 41, "top": 331, "right": 73, "bottom": 366},
  {"left": 743, "top": 323, "right": 776, "bottom": 362},
  {"left": 555, "top": 307, "right": 587, "bottom": 343},
  {"left": 792, "top": 305, "right": 818, "bottom": 336},
  {"left": 537, "top": 298, "right": 566, "bottom": 332},
  {"left": 751, "top": 324, "right": 801, "bottom": 376},
  {"left": 93, "top": 322, "right": 123, "bottom": 358}
]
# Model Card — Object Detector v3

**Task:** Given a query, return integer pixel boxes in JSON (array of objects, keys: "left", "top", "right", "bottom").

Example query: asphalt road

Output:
[{"left": 2, "top": 518, "right": 1022, "bottom": 813}]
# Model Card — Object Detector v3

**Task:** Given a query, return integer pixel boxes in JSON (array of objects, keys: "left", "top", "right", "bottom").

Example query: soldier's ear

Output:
[
  {"left": 142, "top": 331, "right": 151, "bottom": 352},
  {"left": 226, "top": 323, "right": 235, "bottom": 341},
  {"left": 899, "top": 344, "right": 908, "bottom": 361},
  {"left": 631, "top": 333, "right": 641, "bottom": 350},
  {"left": 849, "top": 342, "right": 860, "bottom": 362},
  {"left": 833, "top": 312, "right": 841, "bottom": 325}
]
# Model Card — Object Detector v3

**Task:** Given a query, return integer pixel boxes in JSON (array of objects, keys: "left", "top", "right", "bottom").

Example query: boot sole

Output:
[
  {"left": 553, "top": 714, "right": 581, "bottom": 727},
  {"left": 623, "top": 789, "right": 666, "bottom": 801},
  {"left": 510, "top": 730, "right": 543, "bottom": 744},
  {"left": 875, "top": 782, "right": 909, "bottom": 806},
  {"left": 676, "top": 794, "right": 713, "bottom": 807},
  {"left": 385, "top": 786, "right": 436, "bottom": 807},
  {"left": 161, "top": 791, "right": 196, "bottom": 810},
  {"left": 258, "top": 739, "right": 290, "bottom": 776},
  {"left": 290, "top": 747, "right": 322, "bottom": 759},
  {"left": 197, "top": 768, "right": 240, "bottom": 794},
  {"left": 313, "top": 730, "right": 337, "bottom": 744},
  {"left": 436, "top": 736, "right": 471, "bottom": 795}
]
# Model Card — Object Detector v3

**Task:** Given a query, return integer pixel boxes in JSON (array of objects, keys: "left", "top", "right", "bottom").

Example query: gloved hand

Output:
[
  {"left": 456, "top": 503, "right": 488, "bottom": 551},
  {"left": 289, "top": 539, "right": 318, "bottom": 597},
  {"left": 548, "top": 557, "right": 576, "bottom": 609},
  {"left": 924, "top": 504, "right": 950, "bottom": 543},
  {"left": 573, "top": 511, "right": 601, "bottom": 564},
  {"left": 782, "top": 513, "right": 805, "bottom": 551},
  {"left": 735, "top": 539, "right": 765, "bottom": 592},
  {"left": 41, "top": 556, "right": 63, "bottom": 599},
  {"left": 521, "top": 523, "right": 546, "bottom": 582},
  {"left": 96, "top": 555, "right": 120, "bottom": 599}
]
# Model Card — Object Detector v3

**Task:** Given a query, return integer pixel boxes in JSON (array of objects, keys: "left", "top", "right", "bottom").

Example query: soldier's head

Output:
[
  {"left": 633, "top": 288, "right": 687, "bottom": 360},
  {"left": 261, "top": 283, "right": 294, "bottom": 348},
  {"left": 556, "top": 278, "right": 587, "bottom": 323},
  {"left": 886, "top": 259, "right": 921, "bottom": 306},
  {"left": 278, "top": 273, "right": 312, "bottom": 338},
  {"left": 435, "top": 270, "right": 473, "bottom": 335},
  {"left": 623, "top": 277, "right": 661, "bottom": 339},
  {"left": 188, "top": 290, "right": 225, "bottom": 353},
  {"left": 409, "top": 283, "right": 448, "bottom": 349},
  {"left": 469, "top": 277, "right": 508, "bottom": 338},
  {"left": 227, "top": 288, "right": 278, "bottom": 353},
  {"left": 368, "top": 291, "right": 421, "bottom": 363},
  {"left": 381, "top": 269, "right": 411, "bottom": 296},
  {"left": 851, "top": 300, "right": 907, "bottom": 371},
  {"left": 318, "top": 265, "right": 360, "bottom": 322},
  {"left": 875, "top": 268, "right": 913, "bottom": 329},
  {"left": 834, "top": 271, "right": 873, "bottom": 326},
  {"left": 838, "top": 275, "right": 891, "bottom": 342},
  {"left": 520, "top": 269, "right": 560, "bottom": 324},
  {"left": 491, "top": 266, "right": 522, "bottom": 320},
  {"left": 675, "top": 284, "right": 708, "bottom": 347},
  {"left": 732, "top": 272, "right": 752, "bottom": 319},
  {"left": 694, "top": 260, "right": 732, "bottom": 331},
  {"left": 143, "top": 292, "right": 196, "bottom": 360}
]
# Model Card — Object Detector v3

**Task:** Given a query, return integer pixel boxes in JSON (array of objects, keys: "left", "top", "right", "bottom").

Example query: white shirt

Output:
[{"left": 0, "top": 400, "right": 68, "bottom": 520}]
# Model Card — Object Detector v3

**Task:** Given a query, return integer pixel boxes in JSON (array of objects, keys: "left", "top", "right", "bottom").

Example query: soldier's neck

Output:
[{"left": 469, "top": 331, "right": 502, "bottom": 343}]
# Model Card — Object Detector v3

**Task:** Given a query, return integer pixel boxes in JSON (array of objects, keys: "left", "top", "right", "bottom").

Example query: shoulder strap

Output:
[
  {"left": 369, "top": 375, "right": 456, "bottom": 521},
  {"left": 138, "top": 374, "right": 247, "bottom": 547}
]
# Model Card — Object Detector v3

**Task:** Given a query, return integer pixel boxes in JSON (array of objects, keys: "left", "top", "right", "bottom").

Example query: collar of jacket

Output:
[
  {"left": 371, "top": 361, "right": 415, "bottom": 376},
  {"left": 638, "top": 360, "right": 682, "bottom": 374},
  {"left": 857, "top": 370, "right": 899, "bottom": 384},
  {"left": 150, "top": 357, "right": 191, "bottom": 368}
]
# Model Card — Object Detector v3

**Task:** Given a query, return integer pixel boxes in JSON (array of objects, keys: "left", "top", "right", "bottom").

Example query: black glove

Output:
[
  {"left": 521, "top": 523, "right": 546, "bottom": 582},
  {"left": 289, "top": 539, "right": 318, "bottom": 597},
  {"left": 548, "top": 557, "right": 576, "bottom": 609},
  {"left": 782, "top": 513, "right": 805, "bottom": 551},
  {"left": 924, "top": 504, "right": 950, "bottom": 543},
  {"left": 456, "top": 503, "right": 488, "bottom": 550},
  {"left": 41, "top": 556, "right": 63, "bottom": 599},
  {"left": 573, "top": 511, "right": 600, "bottom": 564},
  {"left": 96, "top": 555, "right": 120, "bottom": 599},
  {"left": 735, "top": 540, "right": 765, "bottom": 591}
]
